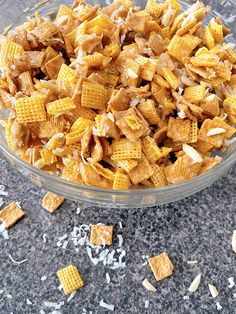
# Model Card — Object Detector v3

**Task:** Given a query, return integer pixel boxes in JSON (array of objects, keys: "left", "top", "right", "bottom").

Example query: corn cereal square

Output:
[
  {"left": 42, "top": 192, "right": 64, "bottom": 213},
  {"left": 57, "top": 265, "right": 84, "bottom": 294},
  {"left": 90, "top": 225, "right": 113, "bottom": 245},
  {"left": 0, "top": 201, "right": 25, "bottom": 228},
  {"left": 148, "top": 252, "right": 174, "bottom": 281}
]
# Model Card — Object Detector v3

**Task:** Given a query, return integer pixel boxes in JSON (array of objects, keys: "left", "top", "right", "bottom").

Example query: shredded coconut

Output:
[
  {"left": 117, "top": 234, "right": 123, "bottom": 247},
  {"left": 0, "top": 290, "right": 3, "bottom": 295},
  {"left": 42, "top": 234, "right": 47, "bottom": 243},
  {"left": 127, "top": 68, "right": 138, "bottom": 79},
  {"left": 8, "top": 254, "right": 28, "bottom": 264},
  {"left": 144, "top": 300, "right": 149, "bottom": 308},
  {"left": 187, "top": 260, "right": 198, "bottom": 265},
  {"left": 67, "top": 291, "right": 76, "bottom": 303},
  {"left": 106, "top": 273, "right": 111, "bottom": 284},
  {"left": 183, "top": 144, "right": 203, "bottom": 163},
  {"left": 207, "top": 128, "right": 226, "bottom": 136},
  {"left": 26, "top": 299, "right": 32, "bottom": 305},
  {"left": 99, "top": 300, "right": 114, "bottom": 311},
  {"left": 44, "top": 301, "right": 64, "bottom": 309},
  {"left": 41, "top": 276, "right": 47, "bottom": 282},
  {"left": 228, "top": 277, "right": 235, "bottom": 289},
  {"left": 7, "top": 294, "right": 13, "bottom": 299},
  {"left": 183, "top": 295, "right": 190, "bottom": 300},
  {"left": 232, "top": 230, "right": 236, "bottom": 253},
  {"left": 118, "top": 222, "right": 123, "bottom": 229},
  {"left": 216, "top": 301, "right": 222, "bottom": 311},
  {"left": 62, "top": 240, "right": 69, "bottom": 250}
]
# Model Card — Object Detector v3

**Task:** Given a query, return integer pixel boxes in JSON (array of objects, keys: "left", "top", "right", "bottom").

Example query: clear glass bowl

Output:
[{"left": 0, "top": 0, "right": 235, "bottom": 208}]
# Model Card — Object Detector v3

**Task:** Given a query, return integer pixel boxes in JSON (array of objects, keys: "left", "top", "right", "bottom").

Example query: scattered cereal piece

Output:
[
  {"left": 41, "top": 192, "right": 64, "bottom": 213},
  {"left": 90, "top": 225, "right": 113, "bottom": 246},
  {"left": 0, "top": 201, "right": 25, "bottom": 228},
  {"left": 57, "top": 265, "right": 84, "bottom": 294},
  {"left": 148, "top": 252, "right": 174, "bottom": 281}
]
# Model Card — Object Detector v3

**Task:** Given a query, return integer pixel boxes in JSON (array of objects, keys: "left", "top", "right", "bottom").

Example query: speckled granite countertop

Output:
[{"left": 0, "top": 153, "right": 235, "bottom": 314}]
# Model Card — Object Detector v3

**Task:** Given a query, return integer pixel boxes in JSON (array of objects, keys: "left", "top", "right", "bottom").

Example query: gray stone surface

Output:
[{"left": 0, "top": 153, "right": 235, "bottom": 314}]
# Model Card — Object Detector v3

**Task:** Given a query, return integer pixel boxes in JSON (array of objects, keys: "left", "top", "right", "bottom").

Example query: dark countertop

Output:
[{"left": 0, "top": 154, "right": 235, "bottom": 314}]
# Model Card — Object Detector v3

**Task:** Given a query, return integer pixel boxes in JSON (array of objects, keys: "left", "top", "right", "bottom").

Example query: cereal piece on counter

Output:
[
  {"left": 148, "top": 252, "right": 174, "bottom": 281},
  {"left": 57, "top": 265, "right": 84, "bottom": 294},
  {"left": 42, "top": 192, "right": 64, "bottom": 213},
  {"left": 0, "top": 201, "right": 25, "bottom": 228},
  {"left": 90, "top": 225, "right": 113, "bottom": 245}
]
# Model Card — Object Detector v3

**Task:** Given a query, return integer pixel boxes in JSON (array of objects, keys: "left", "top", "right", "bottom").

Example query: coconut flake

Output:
[
  {"left": 183, "top": 295, "right": 190, "bottom": 300},
  {"left": 207, "top": 128, "right": 226, "bottom": 136},
  {"left": 117, "top": 234, "right": 123, "bottom": 247},
  {"left": 208, "top": 284, "right": 219, "bottom": 298},
  {"left": 76, "top": 207, "right": 81, "bottom": 215},
  {"left": 187, "top": 260, "right": 198, "bottom": 265},
  {"left": 162, "top": 4, "right": 176, "bottom": 27},
  {"left": 232, "top": 230, "right": 236, "bottom": 253},
  {"left": 118, "top": 222, "right": 123, "bottom": 229},
  {"left": 142, "top": 279, "right": 156, "bottom": 292},
  {"left": 42, "top": 234, "right": 47, "bottom": 243},
  {"left": 44, "top": 301, "right": 64, "bottom": 309},
  {"left": 127, "top": 68, "right": 138, "bottom": 79},
  {"left": 26, "top": 299, "right": 32, "bottom": 305},
  {"left": 67, "top": 291, "right": 76, "bottom": 303},
  {"left": 0, "top": 290, "right": 3, "bottom": 295},
  {"left": 130, "top": 98, "right": 146, "bottom": 108},
  {"left": 177, "top": 103, "right": 186, "bottom": 119},
  {"left": 183, "top": 144, "right": 203, "bottom": 163},
  {"left": 99, "top": 300, "right": 114, "bottom": 311},
  {"left": 106, "top": 273, "right": 111, "bottom": 284},
  {"left": 7, "top": 294, "right": 13, "bottom": 299},
  {"left": 204, "top": 94, "right": 215, "bottom": 102},
  {"left": 8, "top": 254, "right": 28, "bottom": 264},
  {"left": 188, "top": 274, "right": 201, "bottom": 293},
  {"left": 41, "top": 276, "right": 47, "bottom": 282},
  {"left": 228, "top": 277, "right": 235, "bottom": 289},
  {"left": 144, "top": 300, "right": 149, "bottom": 308},
  {"left": 216, "top": 301, "right": 222, "bottom": 311},
  {"left": 62, "top": 241, "right": 68, "bottom": 250}
]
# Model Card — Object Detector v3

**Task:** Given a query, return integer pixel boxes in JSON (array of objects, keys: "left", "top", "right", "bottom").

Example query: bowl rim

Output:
[
  {"left": 0, "top": 134, "right": 236, "bottom": 196},
  {"left": 0, "top": 0, "right": 236, "bottom": 198}
]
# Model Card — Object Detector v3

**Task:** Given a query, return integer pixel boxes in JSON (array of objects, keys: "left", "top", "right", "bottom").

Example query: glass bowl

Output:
[{"left": 0, "top": 0, "right": 235, "bottom": 208}]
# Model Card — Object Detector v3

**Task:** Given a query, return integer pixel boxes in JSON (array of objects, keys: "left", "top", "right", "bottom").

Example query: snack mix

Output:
[{"left": 0, "top": 0, "right": 236, "bottom": 190}]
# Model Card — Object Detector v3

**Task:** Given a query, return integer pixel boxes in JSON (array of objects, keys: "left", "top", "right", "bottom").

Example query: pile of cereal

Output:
[{"left": 0, "top": 0, "right": 235, "bottom": 190}]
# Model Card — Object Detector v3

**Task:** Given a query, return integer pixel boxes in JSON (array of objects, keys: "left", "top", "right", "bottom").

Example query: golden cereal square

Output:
[
  {"left": 81, "top": 82, "right": 107, "bottom": 110},
  {"left": 15, "top": 95, "right": 47, "bottom": 123},
  {"left": 148, "top": 252, "right": 174, "bottom": 281},
  {"left": 57, "top": 265, "right": 84, "bottom": 294},
  {"left": 0, "top": 201, "right": 25, "bottom": 228},
  {"left": 90, "top": 225, "right": 113, "bottom": 245},
  {"left": 42, "top": 192, "right": 64, "bottom": 213}
]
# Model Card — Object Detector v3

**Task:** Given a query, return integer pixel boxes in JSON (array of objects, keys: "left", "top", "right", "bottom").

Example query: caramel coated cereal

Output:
[
  {"left": 42, "top": 192, "right": 64, "bottom": 213},
  {"left": 148, "top": 252, "right": 174, "bottom": 281},
  {"left": 90, "top": 225, "right": 113, "bottom": 245},
  {"left": 0, "top": 201, "right": 25, "bottom": 228}
]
